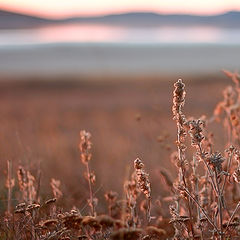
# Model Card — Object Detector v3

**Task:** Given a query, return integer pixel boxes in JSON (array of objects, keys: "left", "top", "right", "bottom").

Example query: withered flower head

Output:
[
  {"left": 134, "top": 158, "right": 144, "bottom": 169},
  {"left": 45, "top": 198, "right": 57, "bottom": 205},
  {"left": 26, "top": 203, "right": 40, "bottom": 212},
  {"left": 134, "top": 158, "right": 151, "bottom": 199},
  {"left": 84, "top": 172, "right": 96, "bottom": 184},
  {"left": 79, "top": 130, "right": 92, "bottom": 164},
  {"left": 188, "top": 119, "right": 204, "bottom": 146},
  {"left": 207, "top": 152, "right": 225, "bottom": 174},
  {"left": 16, "top": 202, "right": 26, "bottom": 209},
  {"left": 42, "top": 219, "right": 58, "bottom": 228},
  {"left": 15, "top": 202, "right": 26, "bottom": 214},
  {"left": 172, "top": 79, "right": 186, "bottom": 118}
]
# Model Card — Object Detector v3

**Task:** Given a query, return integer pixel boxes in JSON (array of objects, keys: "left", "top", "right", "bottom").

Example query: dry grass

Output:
[{"left": 0, "top": 73, "right": 240, "bottom": 239}]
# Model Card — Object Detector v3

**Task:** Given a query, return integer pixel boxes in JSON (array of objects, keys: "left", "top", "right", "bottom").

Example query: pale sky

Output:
[{"left": 1, "top": 0, "right": 240, "bottom": 18}]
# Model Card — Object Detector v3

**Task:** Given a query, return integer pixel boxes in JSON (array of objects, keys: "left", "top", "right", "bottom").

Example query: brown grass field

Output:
[{"left": 0, "top": 72, "right": 239, "bottom": 239}]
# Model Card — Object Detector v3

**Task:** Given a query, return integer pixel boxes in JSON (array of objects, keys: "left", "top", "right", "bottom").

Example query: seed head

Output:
[
  {"left": 134, "top": 158, "right": 144, "bottom": 169},
  {"left": 188, "top": 119, "right": 204, "bottom": 146},
  {"left": 45, "top": 198, "right": 57, "bottom": 205},
  {"left": 79, "top": 130, "right": 92, "bottom": 164},
  {"left": 172, "top": 79, "right": 186, "bottom": 119},
  {"left": 207, "top": 152, "right": 225, "bottom": 174},
  {"left": 134, "top": 158, "right": 151, "bottom": 199}
]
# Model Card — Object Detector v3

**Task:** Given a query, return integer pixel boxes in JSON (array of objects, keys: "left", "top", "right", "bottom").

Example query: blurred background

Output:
[{"left": 0, "top": 1, "right": 239, "bottom": 208}]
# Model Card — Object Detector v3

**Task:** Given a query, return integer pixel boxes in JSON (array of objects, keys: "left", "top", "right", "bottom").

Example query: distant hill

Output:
[
  {"left": 0, "top": 9, "right": 240, "bottom": 28},
  {"left": 0, "top": 10, "right": 53, "bottom": 28},
  {"left": 65, "top": 11, "right": 240, "bottom": 27}
]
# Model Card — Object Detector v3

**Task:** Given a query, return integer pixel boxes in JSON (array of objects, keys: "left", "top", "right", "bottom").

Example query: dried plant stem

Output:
[
  {"left": 79, "top": 130, "right": 96, "bottom": 216},
  {"left": 177, "top": 124, "right": 195, "bottom": 238},
  {"left": 146, "top": 197, "right": 151, "bottom": 223},
  {"left": 220, "top": 149, "right": 233, "bottom": 217},
  {"left": 223, "top": 107, "right": 234, "bottom": 145},
  {"left": 198, "top": 143, "right": 225, "bottom": 238},
  {"left": 224, "top": 201, "right": 240, "bottom": 233},
  {"left": 86, "top": 162, "right": 95, "bottom": 216},
  {"left": 198, "top": 144, "right": 218, "bottom": 195},
  {"left": 130, "top": 196, "right": 137, "bottom": 228},
  {"left": 7, "top": 160, "right": 12, "bottom": 214},
  {"left": 214, "top": 169, "right": 224, "bottom": 239},
  {"left": 182, "top": 175, "right": 195, "bottom": 237},
  {"left": 227, "top": 115, "right": 233, "bottom": 144},
  {"left": 192, "top": 156, "right": 203, "bottom": 239},
  {"left": 221, "top": 149, "right": 233, "bottom": 195},
  {"left": 172, "top": 79, "right": 195, "bottom": 238},
  {"left": 134, "top": 158, "right": 151, "bottom": 223},
  {"left": 183, "top": 187, "right": 220, "bottom": 235}
]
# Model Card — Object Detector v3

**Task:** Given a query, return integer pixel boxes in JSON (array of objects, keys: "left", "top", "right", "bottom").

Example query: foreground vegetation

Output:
[{"left": 1, "top": 72, "right": 240, "bottom": 239}]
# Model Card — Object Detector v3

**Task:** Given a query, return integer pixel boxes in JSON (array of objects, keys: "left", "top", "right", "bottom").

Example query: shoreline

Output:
[{"left": 0, "top": 43, "right": 239, "bottom": 78}]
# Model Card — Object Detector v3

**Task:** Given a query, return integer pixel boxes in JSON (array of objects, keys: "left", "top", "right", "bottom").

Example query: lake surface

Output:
[
  {"left": 0, "top": 24, "right": 240, "bottom": 46},
  {"left": 0, "top": 24, "right": 240, "bottom": 77}
]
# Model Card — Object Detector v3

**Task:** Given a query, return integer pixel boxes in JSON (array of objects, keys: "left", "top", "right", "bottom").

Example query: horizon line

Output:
[{"left": 0, "top": 6, "right": 239, "bottom": 20}]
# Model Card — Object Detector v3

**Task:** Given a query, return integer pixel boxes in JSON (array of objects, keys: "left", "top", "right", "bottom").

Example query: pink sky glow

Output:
[{"left": 0, "top": 0, "right": 240, "bottom": 18}]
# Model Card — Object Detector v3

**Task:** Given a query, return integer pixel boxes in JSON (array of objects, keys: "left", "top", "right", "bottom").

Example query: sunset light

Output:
[
  {"left": 1, "top": 0, "right": 240, "bottom": 18},
  {"left": 1, "top": 0, "right": 240, "bottom": 238}
]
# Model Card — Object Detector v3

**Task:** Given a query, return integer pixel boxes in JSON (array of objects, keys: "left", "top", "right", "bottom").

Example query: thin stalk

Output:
[
  {"left": 221, "top": 150, "right": 233, "bottom": 195},
  {"left": 214, "top": 169, "right": 223, "bottom": 240},
  {"left": 224, "top": 201, "right": 240, "bottom": 233},
  {"left": 220, "top": 149, "right": 233, "bottom": 217},
  {"left": 146, "top": 197, "right": 151, "bottom": 223},
  {"left": 86, "top": 163, "right": 95, "bottom": 216},
  {"left": 182, "top": 174, "right": 195, "bottom": 238},
  {"left": 226, "top": 112, "right": 233, "bottom": 145},
  {"left": 183, "top": 187, "right": 220, "bottom": 235},
  {"left": 198, "top": 144, "right": 218, "bottom": 194},
  {"left": 7, "top": 160, "right": 12, "bottom": 214},
  {"left": 177, "top": 122, "right": 195, "bottom": 238},
  {"left": 193, "top": 155, "right": 204, "bottom": 239}
]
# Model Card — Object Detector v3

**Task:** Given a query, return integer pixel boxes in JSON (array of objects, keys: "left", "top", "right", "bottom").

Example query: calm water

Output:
[
  {"left": 0, "top": 24, "right": 240, "bottom": 76},
  {"left": 0, "top": 24, "right": 240, "bottom": 46}
]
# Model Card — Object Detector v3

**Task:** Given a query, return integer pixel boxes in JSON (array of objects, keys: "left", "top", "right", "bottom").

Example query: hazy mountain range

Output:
[{"left": 0, "top": 9, "right": 240, "bottom": 28}]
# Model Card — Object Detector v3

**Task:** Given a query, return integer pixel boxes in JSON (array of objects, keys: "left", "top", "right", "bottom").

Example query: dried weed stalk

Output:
[
  {"left": 171, "top": 78, "right": 240, "bottom": 240},
  {"left": 79, "top": 130, "right": 97, "bottom": 216},
  {"left": 134, "top": 158, "right": 151, "bottom": 223}
]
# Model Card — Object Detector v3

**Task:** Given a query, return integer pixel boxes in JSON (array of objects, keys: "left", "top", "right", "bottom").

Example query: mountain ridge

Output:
[{"left": 0, "top": 9, "right": 240, "bottom": 28}]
